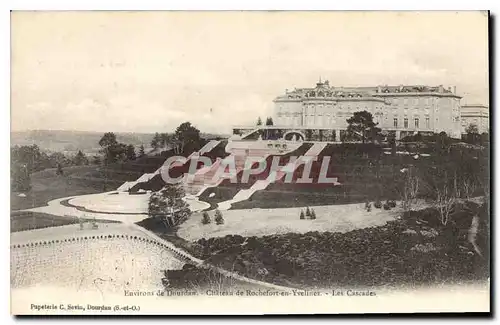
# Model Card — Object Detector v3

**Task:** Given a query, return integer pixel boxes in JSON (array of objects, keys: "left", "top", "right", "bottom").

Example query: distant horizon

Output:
[{"left": 10, "top": 128, "right": 231, "bottom": 136}]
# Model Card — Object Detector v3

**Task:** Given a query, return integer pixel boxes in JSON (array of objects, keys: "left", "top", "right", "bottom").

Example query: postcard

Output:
[{"left": 10, "top": 10, "right": 490, "bottom": 315}]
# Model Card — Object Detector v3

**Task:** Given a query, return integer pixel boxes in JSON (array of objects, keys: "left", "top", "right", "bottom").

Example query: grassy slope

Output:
[
  {"left": 10, "top": 165, "right": 113, "bottom": 211},
  {"left": 11, "top": 211, "right": 119, "bottom": 233}
]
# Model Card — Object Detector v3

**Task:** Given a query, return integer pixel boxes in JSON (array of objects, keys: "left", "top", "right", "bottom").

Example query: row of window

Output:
[
  {"left": 394, "top": 98, "right": 433, "bottom": 106},
  {"left": 393, "top": 117, "right": 430, "bottom": 129},
  {"left": 279, "top": 105, "right": 435, "bottom": 113},
  {"left": 276, "top": 115, "right": 431, "bottom": 130}
]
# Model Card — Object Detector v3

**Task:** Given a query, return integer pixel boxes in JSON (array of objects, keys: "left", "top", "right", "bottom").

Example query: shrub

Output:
[
  {"left": 310, "top": 209, "right": 317, "bottom": 220},
  {"left": 305, "top": 207, "right": 311, "bottom": 217},
  {"left": 214, "top": 209, "right": 224, "bottom": 225},
  {"left": 201, "top": 212, "right": 211, "bottom": 225},
  {"left": 383, "top": 203, "right": 391, "bottom": 210},
  {"left": 374, "top": 200, "right": 382, "bottom": 209},
  {"left": 387, "top": 200, "right": 397, "bottom": 208},
  {"left": 300, "top": 210, "right": 305, "bottom": 220}
]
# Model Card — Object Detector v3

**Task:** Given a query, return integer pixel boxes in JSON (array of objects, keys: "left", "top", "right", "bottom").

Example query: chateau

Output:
[
  {"left": 272, "top": 80, "right": 462, "bottom": 140},
  {"left": 232, "top": 80, "right": 489, "bottom": 143}
]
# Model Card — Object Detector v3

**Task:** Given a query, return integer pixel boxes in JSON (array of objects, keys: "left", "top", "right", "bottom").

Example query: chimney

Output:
[
  {"left": 453, "top": 86, "right": 456, "bottom": 94},
  {"left": 377, "top": 86, "right": 382, "bottom": 93},
  {"left": 438, "top": 85, "right": 444, "bottom": 93},
  {"left": 448, "top": 86, "right": 452, "bottom": 92}
]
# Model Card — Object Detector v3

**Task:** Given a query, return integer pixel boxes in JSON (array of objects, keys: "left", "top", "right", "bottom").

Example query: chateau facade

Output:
[{"left": 272, "top": 80, "right": 463, "bottom": 139}]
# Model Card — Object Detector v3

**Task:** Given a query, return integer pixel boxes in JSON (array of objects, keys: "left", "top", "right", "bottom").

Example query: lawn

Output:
[
  {"left": 177, "top": 201, "right": 427, "bottom": 242},
  {"left": 10, "top": 210, "right": 118, "bottom": 233},
  {"left": 11, "top": 166, "right": 117, "bottom": 211},
  {"left": 66, "top": 192, "right": 209, "bottom": 214}
]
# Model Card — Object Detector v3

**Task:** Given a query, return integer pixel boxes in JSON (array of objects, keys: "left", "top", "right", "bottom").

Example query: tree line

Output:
[
  {"left": 98, "top": 132, "right": 145, "bottom": 165},
  {"left": 256, "top": 117, "right": 274, "bottom": 126},
  {"left": 10, "top": 145, "right": 97, "bottom": 192},
  {"left": 150, "top": 122, "right": 203, "bottom": 155}
]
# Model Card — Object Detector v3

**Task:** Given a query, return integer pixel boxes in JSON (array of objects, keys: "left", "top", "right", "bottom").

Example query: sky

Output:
[{"left": 11, "top": 11, "right": 489, "bottom": 134}]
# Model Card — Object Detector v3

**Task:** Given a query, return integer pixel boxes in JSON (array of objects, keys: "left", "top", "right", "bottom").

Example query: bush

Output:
[
  {"left": 383, "top": 203, "right": 391, "bottom": 210},
  {"left": 201, "top": 212, "right": 211, "bottom": 225},
  {"left": 214, "top": 209, "right": 224, "bottom": 225},
  {"left": 374, "top": 200, "right": 382, "bottom": 209},
  {"left": 305, "top": 207, "right": 311, "bottom": 217},
  {"left": 300, "top": 210, "right": 305, "bottom": 220},
  {"left": 310, "top": 209, "right": 317, "bottom": 220},
  {"left": 387, "top": 200, "right": 397, "bottom": 208}
]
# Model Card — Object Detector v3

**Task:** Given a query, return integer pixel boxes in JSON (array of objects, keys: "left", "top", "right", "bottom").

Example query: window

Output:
[
  {"left": 404, "top": 118, "right": 408, "bottom": 128},
  {"left": 426, "top": 117, "right": 430, "bottom": 128},
  {"left": 393, "top": 118, "right": 398, "bottom": 128},
  {"left": 415, "top": 118, "right": 419, "bottom": 129}
]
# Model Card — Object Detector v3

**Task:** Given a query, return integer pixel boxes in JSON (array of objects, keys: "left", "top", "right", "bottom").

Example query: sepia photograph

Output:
[{"left": 9, "top": 10, "right": 490, "bottom": 315}]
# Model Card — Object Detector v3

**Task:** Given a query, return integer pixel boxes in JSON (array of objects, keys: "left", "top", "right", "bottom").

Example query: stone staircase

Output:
[
  {"left": 217, "top": 142, "right": 331, "bottom": 210},
  {"left": 118, "top": 140, "right": 221, "bottom": 193}
]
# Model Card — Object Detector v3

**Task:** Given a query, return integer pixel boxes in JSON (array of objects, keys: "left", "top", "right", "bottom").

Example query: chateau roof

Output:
[{"left": 275, "top": 81, "right": 460, "bottom": 101}]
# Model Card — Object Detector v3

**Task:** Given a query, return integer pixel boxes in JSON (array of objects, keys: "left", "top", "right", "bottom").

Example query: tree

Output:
[
  {"left": 434, "top": 132, "right": 451, "bottom": 154},
  {"left": 99, "top": 132, "right": 125, "bottom": 164},
  {"left": 465, "top": 124, "right": 480, "bottom": 144},
  {"left": 92, "top": 155, "right": 101, "bottom": 165},
  {"left": 56, "top": 163, "right": 64, "bottom": 176},
  {"left": 305, "top": 207, "right": 311, "bottom": 217},
  {"left": 480, "top": 132, "right": 489, "bottom": 145},
  {"left": 201, "top": 211, "right": 211, "bottom": 225},
  {"left": 424, "top": 168, "right": 460, "bottom": 226},
  {"left": 345, "top": 111, "right": 382, "bottom": 143},
  {"left": 126, "top": 144, "right": 136, "bottom": 161},
  {"left": 73, "top": 150, "right": 88, "bottom": 166},
  {"left": 300, "top": 210, "right": 305, "bottom": 219},
  {"left": 465, "top": 123, "right": 479, "bottom": 135},
  {"left": 173, "top": 122, "right": 202, "bottom": 155},
  {"left": 257, "top": 117, "right": 263, "bottom": 126},
  {"left": 151, "top": 132, "right": 161, "bottom": 149},
  {"left": 214, "top": 209, "right": 224, "bottom": 225},
  {"left": 98, "top": 132, "right": 118, "bottom": 148},
  {"left": 310, "top": 208, "right": 317, "bottom": 220},
  {"left": 11, "top": 163, "right": 31, "bottom": 192},
  {"left": 435, "top": 181, "right": 458, "bottom": 226},
  {"left": 110, "top": 143, "right": 128, "bottom": 163},
  {"left": 148, "top": 184, "right": 192, "bottom": 228},
  {"left": 265, "top": 117, "right": 274, "bottom": 126},
  {"left": 461, "top": 175, "right": 478, "bottom": 200},
  {"left": 305, "top": 129, "right": 313, "bottom": 141},
  {"left": 160, "top": 133, "right": 173, "bottom": 148},
  {"left": 11, "top": 144, "right": 47, "bottom": 173},
  {"left": 49, "top": 152, "right": 71, "bottom": 168},
  {"left": 138, "top": 145, "right": 146, "bottom": 157},
  {"left": 398, "top": 167, "right": 420, "bottom": 212},
  {"left": 388, "top": 136, "right": 397, "bottom": 156}
]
